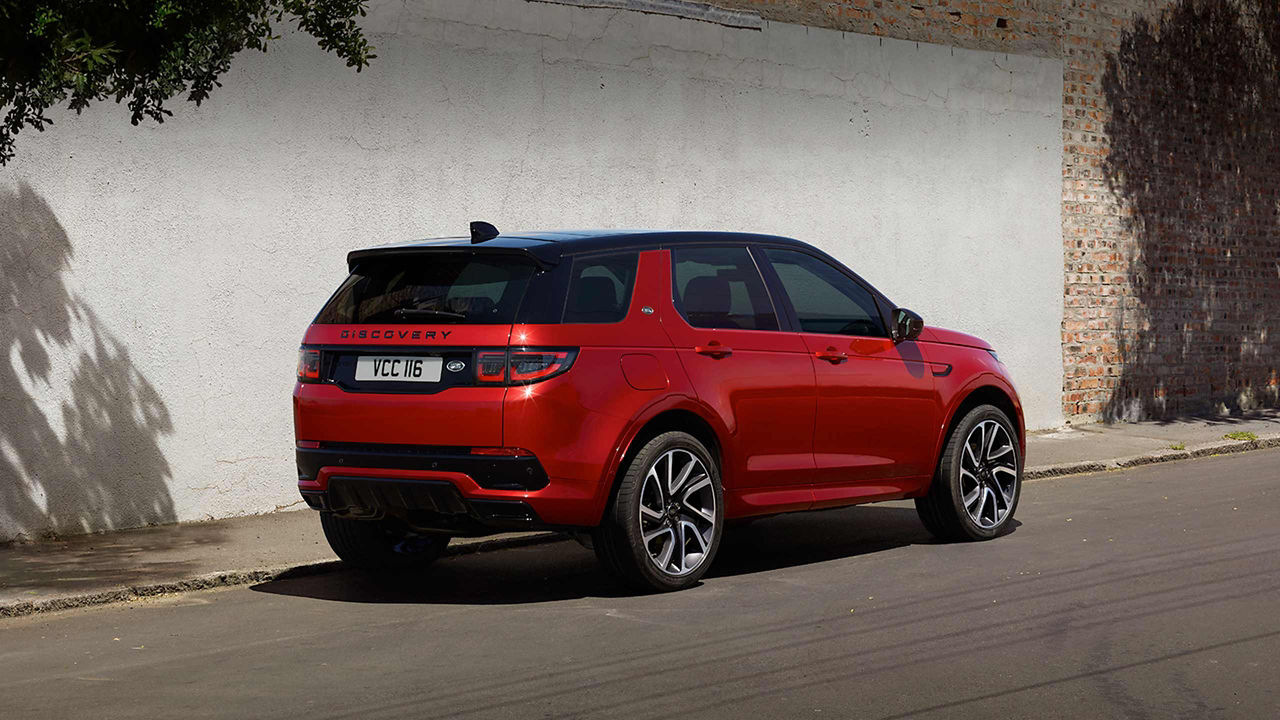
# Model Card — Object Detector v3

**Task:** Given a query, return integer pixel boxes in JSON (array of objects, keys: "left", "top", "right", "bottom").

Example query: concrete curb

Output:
[
  {"left": 1026, "top": 432, "right": 1280, "bottom": 480},
  {"left": 0, "top": 532, "right": 567, "bottom": 620}
]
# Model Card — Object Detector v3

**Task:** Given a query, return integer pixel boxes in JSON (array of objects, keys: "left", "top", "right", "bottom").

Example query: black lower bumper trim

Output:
[
  {"left": 309, "top": 475, "right": 543, "bottom": 536},
  {"left": 296, "top": 442, "right": 549, "bottom": 491}
]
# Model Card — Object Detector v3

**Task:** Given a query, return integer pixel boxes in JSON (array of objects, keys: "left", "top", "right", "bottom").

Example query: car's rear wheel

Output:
[
  {"left": 320, "top": 512, "right": 449, "bottom": 572},
  {"left": 594, "top": 431, "right": 724, "bottom": 592},
  {"left": 916, "top": 404, "right": 1022, "bottom": 541}
]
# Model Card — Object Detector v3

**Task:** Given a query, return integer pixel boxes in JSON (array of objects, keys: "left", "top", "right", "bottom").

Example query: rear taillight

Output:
[
  {"left": 297, "top": 348, "right": 321, "bottom": 382},
  {"left": 473, "top": 348, "right": 577, "bottom": 385},
  {"left": 509, "top": 350, "right": 575, "bottom": 383},
  {"left": 476, "top": 351, "right": 508, "bottom": 384}
]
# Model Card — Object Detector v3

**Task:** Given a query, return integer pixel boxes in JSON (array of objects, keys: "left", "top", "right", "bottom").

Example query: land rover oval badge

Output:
[{"left": 446, "top": 360, "right": 466, "bottom": 373}]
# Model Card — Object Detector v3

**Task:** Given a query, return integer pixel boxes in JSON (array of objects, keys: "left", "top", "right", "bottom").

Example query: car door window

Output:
[
  {"left": 672, "top": 247, "right": 778, "bottom": 331},
  {"left": 763, "top": 248, "right": 887, "bottom": 337}
]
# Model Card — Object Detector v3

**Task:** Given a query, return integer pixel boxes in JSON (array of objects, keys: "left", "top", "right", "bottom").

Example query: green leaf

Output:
[{"left": 0, "top": 0, "right": 376, "bottom": 164}]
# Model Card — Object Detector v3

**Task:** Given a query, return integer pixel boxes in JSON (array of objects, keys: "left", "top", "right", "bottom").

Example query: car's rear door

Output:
[
  {"left": 660, "top": 245, "right": 817, "bottom": 515},
  {"left": 295, "top": 252, "right": 536, "bottom": 447},
  {"left": 756, "top": 246, "right": 940, "bottom": 505}
]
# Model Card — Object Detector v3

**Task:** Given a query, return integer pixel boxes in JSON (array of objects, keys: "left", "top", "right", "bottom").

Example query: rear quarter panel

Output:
[
  {"left": 502, "top": 346, "right": 695, "bottom": 525},
  {"left": 502, "top": 249, "right": 693, "bottom": 525}
]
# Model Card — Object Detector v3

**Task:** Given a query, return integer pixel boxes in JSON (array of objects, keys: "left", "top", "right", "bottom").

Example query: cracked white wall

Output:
[{"left": 0, "top": 0, "right": 1063, "bottom": 540}]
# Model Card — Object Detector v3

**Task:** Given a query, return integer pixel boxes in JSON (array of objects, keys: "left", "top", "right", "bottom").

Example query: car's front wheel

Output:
[
  {"left": 594, "top": 431, "right": 724, "bottom": 592},
  {"left": 320, "top": 513, "right": 449, "bottom": 572},
  {"left": 916, "top": 404, "right": 1022, "bottom": 541}
]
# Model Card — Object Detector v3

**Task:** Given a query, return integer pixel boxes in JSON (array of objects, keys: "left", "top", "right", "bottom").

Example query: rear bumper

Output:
[
  {"left": 296, "top": 443, "right": 549, "bottom": 491},
  {"left": 300, "top": 473, "right": 544, "bottom": 536},
  {"left": 296, "top": 444, "right": 597, "bottom": 534}
]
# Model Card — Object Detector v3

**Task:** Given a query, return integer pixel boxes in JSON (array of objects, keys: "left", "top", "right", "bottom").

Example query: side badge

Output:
[{"left": 446, "top": 360, "right": 466, "bottom": 373}]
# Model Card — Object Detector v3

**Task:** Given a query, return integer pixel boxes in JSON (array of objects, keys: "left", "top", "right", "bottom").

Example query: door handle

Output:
[
  {"left": 814, "top": 348, "right": 848, "bottom": 364},
  {"left": 694, "top": 341, "right": 733, "bottom": 359}
]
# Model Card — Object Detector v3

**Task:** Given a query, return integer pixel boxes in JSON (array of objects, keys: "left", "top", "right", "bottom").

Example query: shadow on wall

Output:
[
  {"left": 1102, "top": 0, "right": 1280, "bottom": 420},
  {"left": 0, "top": 183, "right": 175, "bottom": 542}
]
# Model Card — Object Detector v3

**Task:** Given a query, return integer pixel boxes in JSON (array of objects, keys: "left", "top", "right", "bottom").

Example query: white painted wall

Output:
[{"left": 0, "top": 0, "right": 1063, "bottom": 541}]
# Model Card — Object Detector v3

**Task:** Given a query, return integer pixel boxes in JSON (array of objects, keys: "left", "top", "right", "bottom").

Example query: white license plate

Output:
[{"left": 355, "top": 355, "right": 442, "bottom": 382}]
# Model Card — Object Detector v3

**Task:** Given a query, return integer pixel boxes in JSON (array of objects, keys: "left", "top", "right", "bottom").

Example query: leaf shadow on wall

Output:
[
  {"left": 0, "top": 183, "right": 175, "bottom": 541},
  {"left": 1101, "top": 0, "right": 1280, "bottom": 420}
]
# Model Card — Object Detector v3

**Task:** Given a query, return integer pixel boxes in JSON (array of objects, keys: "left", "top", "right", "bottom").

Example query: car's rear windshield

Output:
[{"left": 315, "top": 255, "right": 537, "bottom": 325}]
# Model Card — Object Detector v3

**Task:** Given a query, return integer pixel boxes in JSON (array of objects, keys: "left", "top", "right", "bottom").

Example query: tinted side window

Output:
[
  {"left": 763, "top": 248, "right": 886, "bottom": 337},
  {"left": 562, "top": 252, "right": 638, "bottom": 324},
  {"left": 672, "top": 247, "right": 778, "bottom": 331}
]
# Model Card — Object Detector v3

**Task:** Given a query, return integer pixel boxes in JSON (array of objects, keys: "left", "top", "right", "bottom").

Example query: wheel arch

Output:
[
  {"left": 935, "top": 382, "right": 1025, "bottom": 471},
  {"left": 589, "top": 402, "right": 726, "bottom": 526},
  {"left": 622, "top": 408, "right": 722, "bottom": 470}
]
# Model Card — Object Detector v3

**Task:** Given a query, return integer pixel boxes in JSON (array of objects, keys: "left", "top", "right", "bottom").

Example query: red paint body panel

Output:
[
  {"left": 501, "top": 349, "right": 687, "bottom": 525},
  {"left": 294, "top": 323, "right": 513, "bottom": 445},
  {"left": 293, "top": 238, "right": 1026, "bottom": 532},
  {"left": 921, "top": 340, "right": 1027, "bottom": 460},
  {"left": 620, "top": 354, "right": 668, "bottom": 390},
  {"left": 294, "top": 383, "right": 507, "bottom": 447},
  {"left": 656, "top": 253, "right": 819, "bottom": 492},
  {"left": 800, "top": 333, "right": 941, "bottom": 486},
  {"left": 918, "top": 326, "right": 993, "bottom": 351}
]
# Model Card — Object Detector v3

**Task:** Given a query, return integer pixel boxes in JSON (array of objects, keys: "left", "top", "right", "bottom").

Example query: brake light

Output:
[
  {"left": 473, "top": 348, "right": 578, "bottom": 385},
  {"left": 509, "top": 350, "right": 575, "bottom": 383},
  {"left": 297, "top": 348, "right": 321, "bottom": 382},
  {"left": 476, "top": 351, "right": 508, "bottom": 384}
]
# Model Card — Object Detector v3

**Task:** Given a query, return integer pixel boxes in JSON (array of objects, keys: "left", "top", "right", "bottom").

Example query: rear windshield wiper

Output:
[{"left": 393, "top": 308, "right": 467, "bottom": 321}]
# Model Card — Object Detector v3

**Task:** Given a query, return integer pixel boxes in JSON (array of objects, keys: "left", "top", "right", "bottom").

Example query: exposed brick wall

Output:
[
  {"left": 723, "top": 0, "right": 1280, "bottom": 423},
  {"left": 1077, "top": 0, "right": 1280, "bottom": 421},
  {"left": 715, "top": 1, "right": 1062, "bottom": 56},
  {"left": 1055, "top": 0, "right": 1279, "bottom": 421}
]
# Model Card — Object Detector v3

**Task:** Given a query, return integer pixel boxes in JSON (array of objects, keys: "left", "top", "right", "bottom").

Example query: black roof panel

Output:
[{"left": 349, "top": 229, "right": 810, "bottom": 260}]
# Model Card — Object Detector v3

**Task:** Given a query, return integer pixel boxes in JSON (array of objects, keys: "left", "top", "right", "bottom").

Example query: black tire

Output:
[
  {"left": 320, "top": 513, "right": 448, "bottom": 572},
  {"left": 916, "top": 404, "right": 1022, "bottom": 542},
  {"left": 593, "top": 431, "right": 724, "bottom": 592}
]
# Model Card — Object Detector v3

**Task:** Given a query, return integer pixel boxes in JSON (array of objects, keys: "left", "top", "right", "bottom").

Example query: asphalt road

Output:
[{"left": 3, "top": 450, "right": 1279, "bottom": 719}]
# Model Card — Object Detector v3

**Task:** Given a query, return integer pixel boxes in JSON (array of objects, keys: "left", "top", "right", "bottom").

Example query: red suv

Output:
[{"left": 294, "top": 225, "right": 1024, "bottom": 591}]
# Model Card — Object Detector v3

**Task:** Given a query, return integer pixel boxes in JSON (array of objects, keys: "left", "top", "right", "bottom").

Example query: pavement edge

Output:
[
  {"left": 0, "top": 532, "right": 568, "bottom": 620},
  {"left": 1025, "top": 432, "right": 1280, "bottom": 480}
]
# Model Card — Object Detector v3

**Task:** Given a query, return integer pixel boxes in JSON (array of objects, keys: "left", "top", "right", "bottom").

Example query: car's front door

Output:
[
  {"left": 757, "top": 247, "right": 940, "bottom": 505},
  {"left": 660, "top": 245, "right": 817, "bottom": 515}
]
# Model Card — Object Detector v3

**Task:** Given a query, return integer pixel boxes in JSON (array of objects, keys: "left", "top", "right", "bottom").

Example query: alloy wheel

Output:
[
  {"left": 959, "top": 419, "right": 1018, "bottom": 529},
  {"left": 638, "top": 448, "right": 716, "bottom": 576}
]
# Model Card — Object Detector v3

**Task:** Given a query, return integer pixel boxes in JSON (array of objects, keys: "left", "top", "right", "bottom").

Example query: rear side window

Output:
[
  {"left": 562, "top": 253, "right": 638, "bottom": 324},
  {"left": 672, "top": 247, "right": 778, "bottom": 331},
  {"left": 315, "top": 255, "right": 536, "bottom": 324},
  {"left": 763, "top": 248, "right": 886, "bottom": 337}
]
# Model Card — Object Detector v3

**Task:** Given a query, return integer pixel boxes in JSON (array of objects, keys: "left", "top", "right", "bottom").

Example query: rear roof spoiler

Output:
[{"left": 346, "top": 239, "right": 562, "bottom": 272}]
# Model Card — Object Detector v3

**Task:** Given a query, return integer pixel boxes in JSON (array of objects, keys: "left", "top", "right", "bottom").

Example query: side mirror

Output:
[{"left": 893, "top": 307, "right": 924, "bottom": 343}]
